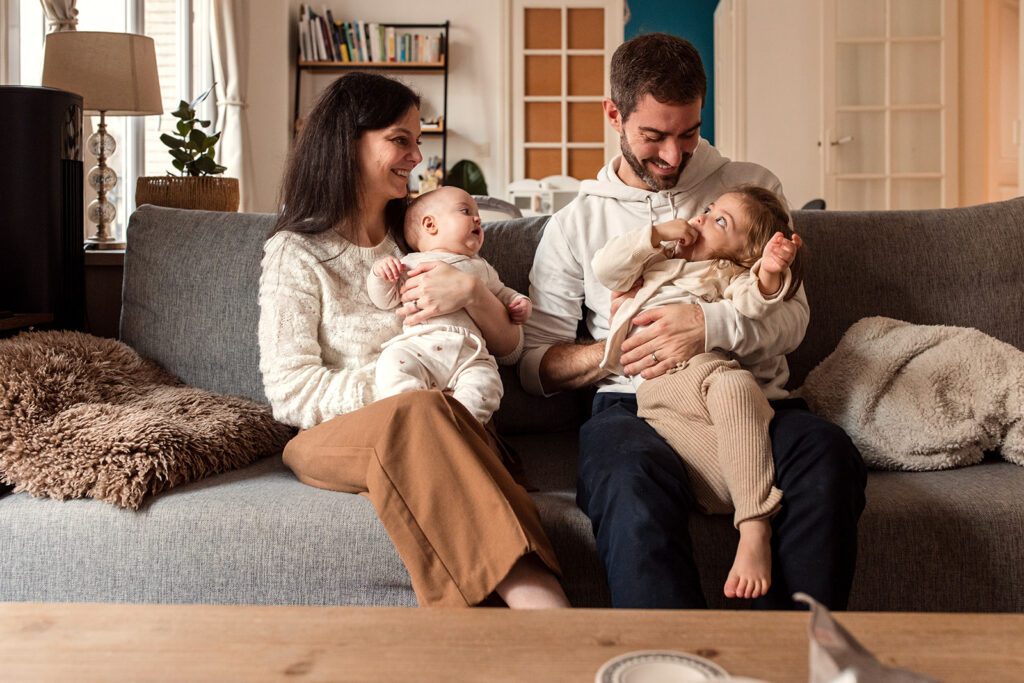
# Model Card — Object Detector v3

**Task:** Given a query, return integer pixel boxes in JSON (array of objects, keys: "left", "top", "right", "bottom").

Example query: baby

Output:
[
  {"left": 593, "top": 185, "right": 803, "bottom": 601},
  {"left": 367, "top": 187, "right": 530, "bottom": 424}
]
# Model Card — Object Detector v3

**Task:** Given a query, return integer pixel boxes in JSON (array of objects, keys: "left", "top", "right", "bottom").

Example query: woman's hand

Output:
[
  {"left": 619, "top": 303, "right": 705, "bottom": 379},
  {"left": 399, "top": 260, "right": 480, "bottom": 326}
]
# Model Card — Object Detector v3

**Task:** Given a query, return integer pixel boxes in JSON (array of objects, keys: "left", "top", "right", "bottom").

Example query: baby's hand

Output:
[
  {"left": 372, "top": 256, "right": 405, "bottom": 282},
  {"left": 654, "top": 219, "right": 699, "bottom": 247},
  {"left": 761, "top": 232, "right": 802, "bottom": 274},
  {"left": 508, "top": 297, "right": 532, "bottom": 325}
]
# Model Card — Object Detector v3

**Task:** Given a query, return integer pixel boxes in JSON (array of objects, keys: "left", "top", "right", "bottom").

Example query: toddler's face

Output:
[
  {"left": 685, "top": 192, "right": 752, "bottom": 262},
  {"left": 415, "top": 187, "right": 484, "bottom": 256}
]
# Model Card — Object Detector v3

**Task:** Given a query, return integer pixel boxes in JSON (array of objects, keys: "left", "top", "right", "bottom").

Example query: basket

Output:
[{"left": 135, "top": 176, "right": 240, "bottom": 212}]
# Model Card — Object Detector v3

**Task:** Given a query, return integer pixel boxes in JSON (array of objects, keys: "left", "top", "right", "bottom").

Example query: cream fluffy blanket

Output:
[
  {"left": 0, "top": 331, "right": 294, "bottom": 508},
  {"left": 798, "top": 317, "right": 1024, "bottom": 471}
]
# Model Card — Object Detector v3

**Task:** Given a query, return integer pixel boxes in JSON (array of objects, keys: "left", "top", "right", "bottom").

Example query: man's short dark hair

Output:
[{"left": 610, "top": 33, "right": 706, "bottom": 122}]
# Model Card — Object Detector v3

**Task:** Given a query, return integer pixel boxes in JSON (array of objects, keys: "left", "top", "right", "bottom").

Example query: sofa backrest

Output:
[
  {"left": 788, "top": 198, "right": 1024, "bottom": 386},
  {"left": 122, "top": 205, "right": 275, "bottom": 403},
  {"left": 122, "top": 198, "right": 1024, "bottom": 410}
]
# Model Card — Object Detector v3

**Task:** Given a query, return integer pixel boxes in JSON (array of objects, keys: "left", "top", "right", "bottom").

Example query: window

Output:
[
  {"left": 7, "top": 0, "right": 213, "bottom": 240},
  {"left": 510, "top": 0, "right": 623, "bottom": 183}
]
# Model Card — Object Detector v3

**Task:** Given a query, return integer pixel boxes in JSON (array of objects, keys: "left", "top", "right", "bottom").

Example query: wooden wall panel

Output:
[
  {"left": 526, "top": 55, "right": 562, "bottom": 96},
  {"left": 526, "top": 148, "right": 562, "bottom": 178},
  {"left": 527, "top": 102, "right": 562, "bottom": 142},
  {"left": 568, "top": 101, "right": 604, "bottom": 142},
  {"left": 568, "top": 8, "right": 604, "bottom": 49},
  {"left": 525, "top": 8, "right": 562, "bottom": 49},
  {"left": 568, "top": 148, "right": 605, "bottom": 180},
  {"left": 568, "top": 55, "right": 604, "bottom": 96}
]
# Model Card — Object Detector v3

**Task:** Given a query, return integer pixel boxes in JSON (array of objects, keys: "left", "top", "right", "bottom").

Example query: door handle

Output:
[{"left": 830, "top": 136, "right": 854, "bottom": 146}]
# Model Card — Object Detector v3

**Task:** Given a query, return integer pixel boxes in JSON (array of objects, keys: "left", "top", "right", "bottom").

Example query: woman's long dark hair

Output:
[{"left": 272, "top": 72, "right": 420, "bottom": 243}]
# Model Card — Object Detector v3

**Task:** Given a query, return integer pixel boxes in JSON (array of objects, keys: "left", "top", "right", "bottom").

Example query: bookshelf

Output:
[{"left": 293, "top": 20, "right": 451, "bottom": 180}]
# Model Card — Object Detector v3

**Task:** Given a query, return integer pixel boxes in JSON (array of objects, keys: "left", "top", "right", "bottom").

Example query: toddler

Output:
[
  {"left": 592, "top": 185, "right": 803, "bottom": 600},
  {"left": 368, "top": 187, "right": 530, "bottom": 424}
]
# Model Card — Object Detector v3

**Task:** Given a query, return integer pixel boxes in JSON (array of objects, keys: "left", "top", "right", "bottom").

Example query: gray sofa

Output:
[{"left": 3, "top": 199, "right": 1023, "bottom": 612}]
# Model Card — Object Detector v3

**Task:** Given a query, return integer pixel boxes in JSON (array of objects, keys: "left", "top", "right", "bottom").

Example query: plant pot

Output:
[{"left": 135, "top": 176, "right": 240, "bottom": 212}]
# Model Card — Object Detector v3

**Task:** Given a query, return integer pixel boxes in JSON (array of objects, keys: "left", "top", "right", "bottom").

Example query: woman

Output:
[{"left": 259, "top": 72, "right": 568, "bottom": 608}]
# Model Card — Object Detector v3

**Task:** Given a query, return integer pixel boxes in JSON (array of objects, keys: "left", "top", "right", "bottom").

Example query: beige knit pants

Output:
[{"left": 637, "top": 352, "right": 783, "bottom": 528}]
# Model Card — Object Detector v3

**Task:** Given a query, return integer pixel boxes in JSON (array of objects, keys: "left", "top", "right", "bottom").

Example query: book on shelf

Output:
[{"left": 296, "top": 9, "right": 446, "bottom": 65}]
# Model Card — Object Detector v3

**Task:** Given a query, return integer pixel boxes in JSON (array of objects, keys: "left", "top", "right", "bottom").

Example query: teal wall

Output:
[{"left": 625, "top": 0, "right": 719, "bottom": 145}]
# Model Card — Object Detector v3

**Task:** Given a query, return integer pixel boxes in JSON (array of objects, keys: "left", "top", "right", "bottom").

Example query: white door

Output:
[{"left": 822, "top": 0, "right": 958, "bottom": 210}]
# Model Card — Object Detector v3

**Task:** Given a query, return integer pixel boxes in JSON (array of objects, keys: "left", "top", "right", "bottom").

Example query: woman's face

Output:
[{"left": 356, "top": 106, "right": 423, "bottom": 203}]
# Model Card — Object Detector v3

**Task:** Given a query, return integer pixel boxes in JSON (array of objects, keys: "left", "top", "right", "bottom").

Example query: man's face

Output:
[{"left": 604, "top": 94, "right": 702, "bottom": 191}]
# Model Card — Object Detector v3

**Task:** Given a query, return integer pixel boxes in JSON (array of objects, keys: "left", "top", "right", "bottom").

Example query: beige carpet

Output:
[{"left": 0, "top": 330, "right": 293, "bottom": 509}]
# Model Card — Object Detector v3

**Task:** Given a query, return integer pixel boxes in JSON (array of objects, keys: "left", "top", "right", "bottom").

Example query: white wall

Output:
[
  {"left": 246, "top": 0, "right": 291, "bottom": 213},
  {"left": 742, "top": 0, "right": 822, "bottom": 209},
  {"left": 240, "top": 0, "right": 509, "bottom": 212}
]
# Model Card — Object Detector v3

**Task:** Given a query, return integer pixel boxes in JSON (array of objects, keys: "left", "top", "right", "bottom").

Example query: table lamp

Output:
[{"left": 42, "top": 31, "right": 162, "bottom": 249}]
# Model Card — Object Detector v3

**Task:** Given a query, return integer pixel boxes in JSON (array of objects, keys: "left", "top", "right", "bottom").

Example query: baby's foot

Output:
[{"left": 724, "top": 520, "right": 772, "bottom": 599}]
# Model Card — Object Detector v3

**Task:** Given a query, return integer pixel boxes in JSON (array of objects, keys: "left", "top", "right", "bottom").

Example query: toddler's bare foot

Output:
[{"left": 724, "top": 519, "right": 772, "bottom": 599}]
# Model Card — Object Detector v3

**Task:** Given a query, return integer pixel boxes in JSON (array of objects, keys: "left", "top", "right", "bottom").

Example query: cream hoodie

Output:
[{"left": 519, "top": 140, "right": 809, "bottom": 399}]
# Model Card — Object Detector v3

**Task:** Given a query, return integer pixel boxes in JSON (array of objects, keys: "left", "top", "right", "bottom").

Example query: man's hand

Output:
[
  {"left": 372, "top": 256, "right": 405, "bottom": 281},
  {"left": 508, "top": 297, "right": 532, "bottom": 325},
  {"left": 619, "top": 303, "right": 705, "bottom": 379},
  {"left": 761, "top": 232, "right": 802, "bottom": 274}
]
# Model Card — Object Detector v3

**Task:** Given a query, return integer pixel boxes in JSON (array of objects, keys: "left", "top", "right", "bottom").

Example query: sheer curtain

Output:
[{"left": 210, "top": 0, "right": 254, "bottom": 211}]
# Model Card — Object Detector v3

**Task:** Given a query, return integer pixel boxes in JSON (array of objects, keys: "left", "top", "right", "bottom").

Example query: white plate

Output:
[{"left": 595, "top": 650, "right": 729, "bottom": 683}]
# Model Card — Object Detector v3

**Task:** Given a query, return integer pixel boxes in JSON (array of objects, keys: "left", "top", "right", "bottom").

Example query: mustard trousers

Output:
[{"left": 282, "top": 389, "right": 561, "bottom": 607}]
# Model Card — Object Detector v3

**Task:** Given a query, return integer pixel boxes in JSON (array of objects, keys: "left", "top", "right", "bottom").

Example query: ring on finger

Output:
[{"left": 651, "top": 351, "right": 658, "bottom": 363}]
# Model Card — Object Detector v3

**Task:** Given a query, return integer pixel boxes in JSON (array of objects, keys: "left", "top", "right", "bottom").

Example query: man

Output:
[{"left": 520, "top": 33, "right": 867, "bottom": 609}]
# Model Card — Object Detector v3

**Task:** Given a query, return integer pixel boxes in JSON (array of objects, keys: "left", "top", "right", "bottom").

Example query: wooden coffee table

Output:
[{"left": 1, "top": 603, "right": 1021, "bottom": 681}]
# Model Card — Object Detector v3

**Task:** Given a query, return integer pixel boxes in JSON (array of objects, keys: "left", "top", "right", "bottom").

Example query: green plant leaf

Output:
[
  {"left": 195, "top": 154, "right": 219, "bottom": 174},
  {"left": 189, "top": 129, "right": 207, "bottom": 146},
  {"left": 171, "top": 101, "right": 190, "bottom": 119},
  {"left": 204, "top": 133, "right": 220, "bottom": 150},
  {"left": 160, "top": 133, "right": 184, "bottom": 149},
  {"left": 176, "top": 120, "right": 191, "bottom": 136},
  {"left": 170, "top": 149, "right": 192, "bottom": 163},
  {"left": 199, "top": 120, "right": 211, "bottom": 127},
  {"left": 172, "top": 159, "right": 185, "bottom": 172}
]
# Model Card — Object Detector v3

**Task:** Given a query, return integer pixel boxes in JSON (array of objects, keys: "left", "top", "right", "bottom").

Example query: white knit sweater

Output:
[{"left": 258, "top": 228, "right": 404, "bottom": 429}]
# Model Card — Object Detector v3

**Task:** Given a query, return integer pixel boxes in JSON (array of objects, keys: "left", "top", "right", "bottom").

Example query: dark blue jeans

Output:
[{"left": 577, "top": 392, "right": 867, "bottom": 609}]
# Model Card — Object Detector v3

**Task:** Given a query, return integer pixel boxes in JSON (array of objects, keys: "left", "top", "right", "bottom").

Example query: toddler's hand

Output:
[
  {"left": 761, "top": 232, "right": 802, "bottom": 274},
  {"left": 372, "top": 256, "right": 405, "bottom": 282},
  {"left": 654, "top": 219, "right": 699, "bottom": 246},
  {"left": 508, "top": 297, "right": 532, "bottom": 325}
]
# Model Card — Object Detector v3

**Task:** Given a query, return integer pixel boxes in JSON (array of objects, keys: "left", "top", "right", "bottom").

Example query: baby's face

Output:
[
  {"left": 685, "top": 192, "right": 752, "bottom": 262},
  {"left": 415, "top": 188, "right": 484, "bottom": 256}
]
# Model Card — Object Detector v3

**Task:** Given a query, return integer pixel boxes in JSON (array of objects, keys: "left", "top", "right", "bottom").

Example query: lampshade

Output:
[{"left": 42, "top": 31, "right": 162, "bottom": 116}]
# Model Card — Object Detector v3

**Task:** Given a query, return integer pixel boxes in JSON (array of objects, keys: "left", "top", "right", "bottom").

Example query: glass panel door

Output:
[{"left": 824, "top": 0, "right": 957, "bottom": 209}]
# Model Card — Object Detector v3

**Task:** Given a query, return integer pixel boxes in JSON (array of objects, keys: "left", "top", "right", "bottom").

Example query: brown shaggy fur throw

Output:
[{"left": 0, "top": 330, "right": 294, "bottom": 509}]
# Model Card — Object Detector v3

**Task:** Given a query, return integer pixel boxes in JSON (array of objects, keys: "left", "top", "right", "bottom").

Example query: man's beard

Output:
[{"left": 620, "top": 134, "right": 689, "bottom": 191}]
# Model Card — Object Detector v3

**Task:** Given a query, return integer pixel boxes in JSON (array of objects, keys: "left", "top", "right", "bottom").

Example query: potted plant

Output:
[{"left": 135, "top": 86, "right": 239, "bottom": 212}]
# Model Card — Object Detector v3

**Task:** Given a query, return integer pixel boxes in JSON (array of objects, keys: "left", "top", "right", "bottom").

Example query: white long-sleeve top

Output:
[
  {"left": 258, "top": 229, "right": 404, "bottom": 429},
  {"left": 592, "top": 222, "right": 791, "bottom": 393},
  {"left": 365, "top": 251, "right": 526, "bottom": 365},
  {"left": 521, "top": 145, "right": 809, "bottom": 399}
]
